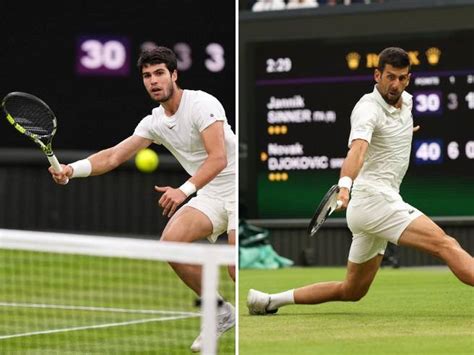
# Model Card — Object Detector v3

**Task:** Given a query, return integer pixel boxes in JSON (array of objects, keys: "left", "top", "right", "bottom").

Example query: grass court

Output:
[{"left": 239, "top": 267, "right": 473, "bottom": 355}]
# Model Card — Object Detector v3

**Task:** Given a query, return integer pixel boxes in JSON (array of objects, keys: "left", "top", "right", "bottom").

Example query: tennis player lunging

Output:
[
  {"left": 248, "top": 47, "right": 474, "bottom": 315},
  {"left": 49, "top": 46, "right": 236, "bottom": 351}
]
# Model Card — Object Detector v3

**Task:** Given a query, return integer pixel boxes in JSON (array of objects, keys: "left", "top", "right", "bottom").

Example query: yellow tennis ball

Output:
[{"left": 135, "top": 148, "right": 159, "bottom": 173}]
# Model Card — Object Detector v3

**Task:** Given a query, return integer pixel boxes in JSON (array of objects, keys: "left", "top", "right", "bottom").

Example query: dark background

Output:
[
  {"left": 0, "top": 0, "right": 235, "bottom": 151},
  {"left": 239, "top": 0, "right": 474, "bottom": 266},
  {"left": 0, "top": 0, "right": 235, "bottom": 236},
  {"left": 252, "top": 32, "right": 474, "bottom": 218},
  {"left": 240, "top": 0, "right": 474, "bottom": 219}
]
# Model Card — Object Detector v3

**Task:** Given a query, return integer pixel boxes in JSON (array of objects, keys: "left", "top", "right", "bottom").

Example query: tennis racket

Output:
[
  {"left": 307, "top": 184, "right": 342, "bottom": 237},
  {"left": 2, "top": 92, "right": 68, "bottom": 183}
]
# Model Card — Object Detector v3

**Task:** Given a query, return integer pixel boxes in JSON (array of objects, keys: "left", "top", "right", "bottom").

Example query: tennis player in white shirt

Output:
[
  {"left": 49, "top": 46, "right": 236, "bottom": 351},
  {"left": 248, "top": 47, "right": 473, "bottom": 316}
]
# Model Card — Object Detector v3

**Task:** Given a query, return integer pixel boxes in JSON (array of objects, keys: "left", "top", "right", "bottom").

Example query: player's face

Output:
[
  {"left": 142, "top": 63, "right": 177, "bottom": 103},
  {"left": 375, "top": 64, "right": 411, "bottom": 106}
]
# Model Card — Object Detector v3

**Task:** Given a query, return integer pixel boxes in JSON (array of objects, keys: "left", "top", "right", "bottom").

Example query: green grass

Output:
[
  {"left": 0, "top": 249, "right": 235, "bottom": 354},
  {"left": 239, "top": 267, "right": 474, "bottom": 355}
]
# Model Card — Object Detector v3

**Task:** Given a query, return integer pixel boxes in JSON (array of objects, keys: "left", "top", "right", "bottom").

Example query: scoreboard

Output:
[
  {"left": 0, "top": 1, "right": 235, "bottom": 151},
  {"left": 251, "top": 31, "right": 474, "bottom": 218}
]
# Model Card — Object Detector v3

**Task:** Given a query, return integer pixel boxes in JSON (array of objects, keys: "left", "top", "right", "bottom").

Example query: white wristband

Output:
[
  {"left": 69, "top": 159, "right": 92, "bottom": 178},
  {"left": 179, "top": 181, "right": 197, "bottom": 197},
  {"left": 338, "top": 176, "right": 353, "bottom": 190}
]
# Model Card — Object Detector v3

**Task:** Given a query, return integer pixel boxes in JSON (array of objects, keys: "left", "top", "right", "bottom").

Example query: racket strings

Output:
[{"left": 4, "top": 96, "right": 55, "bottom": 137}]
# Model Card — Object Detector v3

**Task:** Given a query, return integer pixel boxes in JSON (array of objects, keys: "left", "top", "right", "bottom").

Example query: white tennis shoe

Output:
[
  {"left": 190, "top": 302, "right": 235, "bottom": 353},
  {"left": 247, "top": 289, "right": 278, "bottom": 315}
]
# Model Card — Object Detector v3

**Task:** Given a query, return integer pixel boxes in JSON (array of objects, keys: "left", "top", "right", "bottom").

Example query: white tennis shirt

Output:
[
  {"left": 134, "top": 89, "right": 236, "bottom": 198},
  {"left": 348, "top": 86, "right": 414, "bottom": 195}
]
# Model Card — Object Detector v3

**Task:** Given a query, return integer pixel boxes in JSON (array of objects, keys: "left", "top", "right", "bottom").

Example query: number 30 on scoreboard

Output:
[
  {"left": 413, "top": 91, "right": 443, "bottom": 116},
  {"left": 76, "top": 36, "right": 130, "bottom": 76}
]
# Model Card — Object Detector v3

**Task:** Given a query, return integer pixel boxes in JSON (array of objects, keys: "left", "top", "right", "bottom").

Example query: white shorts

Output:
[
  {"left": 346, "top": 191, "right": 423, "bottom": 264},
  {"left": 185, "top": 193, "right": 236, "bottom": 243}
]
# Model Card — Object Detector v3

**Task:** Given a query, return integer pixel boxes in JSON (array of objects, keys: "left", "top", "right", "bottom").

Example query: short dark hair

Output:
[
  {"left": 378, "top": 47, "right": 410, "bottom": 72},
  {"left": 137, "top": 46, "right": 178, "bottom": 73}
]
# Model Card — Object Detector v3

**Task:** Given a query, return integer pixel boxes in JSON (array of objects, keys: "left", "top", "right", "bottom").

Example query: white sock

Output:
[{"left": 268, "top": 289, "right": 295, "bottom": 311}]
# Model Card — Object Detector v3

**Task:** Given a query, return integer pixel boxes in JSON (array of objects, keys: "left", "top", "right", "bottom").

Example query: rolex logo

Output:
[
  {"left": 425, "top": 47, "right": 441, "bottom": 66},
  {"left": 346, "top": 52, "right": 361, "bottom": 70}
]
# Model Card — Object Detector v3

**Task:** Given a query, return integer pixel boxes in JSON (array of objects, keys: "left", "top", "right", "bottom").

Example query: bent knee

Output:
[
  {"left": 344, "top": 291, "right": 367, "bottom": 302},
  {"left": 446, "top": 235, "right": 460, "bottom": 248},
  {"left": 434, "top": 234, "right": 461, "bottom": 257},
  {"left": 160, "top": 230, "right": 190, "bottom": 243},
  {"left": 167, "top": 261, "right": 179, "bottom": 271},
  {"left": 341, "top": 284, "right": 369, "bottom": 302}
]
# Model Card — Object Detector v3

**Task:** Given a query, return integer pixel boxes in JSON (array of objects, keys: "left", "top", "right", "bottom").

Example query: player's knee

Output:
[
  {"left": 345, "top": 290, "right": 367, "bottom": 302},
  {"left": 435, "top": 234, "right": 460, "bottom": 257},
  {"left": 167, "top": 261, "right": 180, "bottom": 271},
  {"left": 160, "top": 230, "right": 172, "bottom": 242},
  {"left": 160, "top": 229, "right": 186, "bottom": 243},
  {"left": 446, "top": 235, "right": 460, "bottom": 248},
  {"left": 341, "top": 283, "right": 369, "bottom": 302}
]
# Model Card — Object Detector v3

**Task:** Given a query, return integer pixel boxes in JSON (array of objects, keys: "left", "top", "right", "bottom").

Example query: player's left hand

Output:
[
  {"left": 413, "top": 125, "right": 420, "bottom": 132},
  {"left": 154, "top": 186, "right": 187, "bottom": 217}
]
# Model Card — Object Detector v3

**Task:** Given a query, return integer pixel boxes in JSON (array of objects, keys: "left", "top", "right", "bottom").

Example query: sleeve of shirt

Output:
[
  {"left": 133, "top": 115, "right": 161, "bottom": 144},
  {"left": 194, "top": 94, "right": 227, "bottom": 132},
  {"left": 348, "top": 101, "right": 378, "bottom": 147}
]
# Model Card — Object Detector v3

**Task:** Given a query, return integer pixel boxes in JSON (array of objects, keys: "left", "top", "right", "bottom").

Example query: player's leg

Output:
[
  {"left": 248, "top": 253, "right": 383, "bottom": 315},
  {"left": 214, "top": 227, "right": 236, "bottom": 345},
  {"left": 227, "top": 229, "right": 236, "bottom": 281},
  {"left": 293, "top": 254, "right": 383, "bottom": 305},
  {"left": 398, "top": 215, "right": 474, "bottom": 286},
  {"left": 188, "top": 198, "right": 236, "bottom": 352},
  {"left": 248, "top": 228, "right": 386, "bottom": 315},
  {"left": 160, "top": 206, "right": 214, "bottom": 295},
  {"left": 225, "top": 198, "right": 237, "bottom": 282}
]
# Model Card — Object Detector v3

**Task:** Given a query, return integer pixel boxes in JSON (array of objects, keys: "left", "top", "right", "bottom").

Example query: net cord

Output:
[
  {"left": 0, "top": 228, "right": 234, "bottom": 265},
  {"left": 0, "top": 228, "right": 235, "bottom": 355}
]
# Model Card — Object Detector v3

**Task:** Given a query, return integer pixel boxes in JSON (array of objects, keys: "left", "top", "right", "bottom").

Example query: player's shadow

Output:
[{"left": 258, "top": 312, "right": 472, "bottom": 319}]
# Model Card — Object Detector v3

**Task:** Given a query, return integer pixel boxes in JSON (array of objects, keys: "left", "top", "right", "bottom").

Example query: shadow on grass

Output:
[{"left": 243, "top": 311, "right": 473, "bottom": 320}]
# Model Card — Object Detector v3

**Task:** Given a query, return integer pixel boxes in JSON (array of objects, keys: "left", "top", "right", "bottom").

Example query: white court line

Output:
[
  {"left": 0, "top": 314, "right": 199, "bottom": 340},
  {"left": 0, "top": 302, "right": 199, "bottom": 317}
]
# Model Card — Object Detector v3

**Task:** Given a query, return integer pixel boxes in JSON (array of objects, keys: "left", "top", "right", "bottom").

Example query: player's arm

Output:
[
  {"left": 49, "top": 135, "right": 152, "bottom": 184},
  {"left": 155, "top": 121, "right": 227, "bottom": 217},
  {"left": 337, "top": 138, "right": 369, "bottom": 209},
  {"left": 190, "top": 121, "right": 227, "bottom": 188}
]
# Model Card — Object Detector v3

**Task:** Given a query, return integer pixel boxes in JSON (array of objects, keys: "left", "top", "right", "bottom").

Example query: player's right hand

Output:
[
  {"left": 336, "top": 187, "right": 350, "bottom": 210},
  {"left": 48, "top": 164, "right": 72, "bottom": 185}
]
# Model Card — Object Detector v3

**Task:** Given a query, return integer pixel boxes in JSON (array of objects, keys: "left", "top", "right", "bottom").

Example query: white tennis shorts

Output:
[
  {"left": 185, "top": 192, "right": 236, "bottom": 243},
  {"left": 346, "top": 191, "right": 423, "bottom": 264}
]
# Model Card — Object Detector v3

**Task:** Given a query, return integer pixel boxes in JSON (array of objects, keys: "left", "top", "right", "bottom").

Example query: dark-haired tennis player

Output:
[
  {"left": 248, "top": 47, "right": 473, "bottom": 315},
  {"left": 49, "top": 46, "right": 236, "bottom": 351}
]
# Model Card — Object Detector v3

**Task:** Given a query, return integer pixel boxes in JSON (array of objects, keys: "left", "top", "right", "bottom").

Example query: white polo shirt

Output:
[
  {"left": 134, "top": 89, "right": 236, "bottom": 198},
  {"left": 348, "top": 85, "right": 413, "bottom": 195}
]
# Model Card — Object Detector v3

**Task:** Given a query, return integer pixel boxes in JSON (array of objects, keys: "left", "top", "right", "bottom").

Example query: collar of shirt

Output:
[
  {"left": 163, "top": 116, "right": 177, "bottom": 129},
  {"left": 372, "top": 85, "right": 412, "bottom": 116},
  {"left": 158, "top": 90, "right": 188, "bottom": 129}
]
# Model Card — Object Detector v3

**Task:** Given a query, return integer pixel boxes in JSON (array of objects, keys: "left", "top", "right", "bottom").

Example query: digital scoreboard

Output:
[
  {"left": 251, "top": 31, "right": 474, "bottom": 218},
  {"left": 0, "top": 2, "right": 235, "bottom": 151}
]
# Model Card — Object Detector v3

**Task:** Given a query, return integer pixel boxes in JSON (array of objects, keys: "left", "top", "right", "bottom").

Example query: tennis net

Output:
[{"left": 0, "top": 229, "right": 235, "bottom": 354}]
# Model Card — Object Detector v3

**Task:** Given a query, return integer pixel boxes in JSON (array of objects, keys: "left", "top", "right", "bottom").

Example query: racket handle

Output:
[
  {"left": 47, "top": 155, "right": 69, "bottom": 185},
  {"left": 336, "top": 200, "right": 343, "bottom": 209}
]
